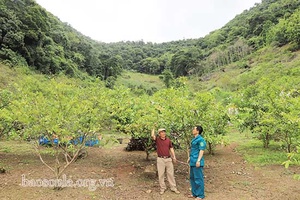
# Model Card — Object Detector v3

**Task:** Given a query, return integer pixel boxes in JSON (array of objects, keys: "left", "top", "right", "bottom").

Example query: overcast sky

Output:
[{"left": 35, "top": 0, "right": 261, "bottom": 43}]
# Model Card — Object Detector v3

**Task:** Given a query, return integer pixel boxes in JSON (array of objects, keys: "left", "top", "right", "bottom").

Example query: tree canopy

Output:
[{"left": 1, "top": 0, "right": 300, "bottom": 81}]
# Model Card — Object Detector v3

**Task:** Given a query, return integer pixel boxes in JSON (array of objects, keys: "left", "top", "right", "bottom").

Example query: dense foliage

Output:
[
  {"left": 235, "top": 77, "right": 300, "bottom": 152},
  {"left": 1, "top": 0, "right": 300, "bottom": 80},
  {"left": 0, "top": 67, "right": 228, "bottom": 160}
]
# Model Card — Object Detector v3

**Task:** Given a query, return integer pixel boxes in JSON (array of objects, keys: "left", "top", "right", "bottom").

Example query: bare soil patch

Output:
[{"left": 0, "top": 141, "right": 299, "bottom": 200}]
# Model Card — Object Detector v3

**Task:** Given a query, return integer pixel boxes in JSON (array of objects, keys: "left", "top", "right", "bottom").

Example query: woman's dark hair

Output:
[{"left": 196, "top": 125, "right": 203, "bottom": 135}]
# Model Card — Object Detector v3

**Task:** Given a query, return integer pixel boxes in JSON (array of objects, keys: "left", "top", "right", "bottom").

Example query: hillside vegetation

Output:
[{"left": 1, "top": 0, "right": 300, "bottom": 82}]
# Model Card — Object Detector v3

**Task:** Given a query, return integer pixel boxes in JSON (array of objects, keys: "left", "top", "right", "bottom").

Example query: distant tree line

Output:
[{"left": 0, "top": 0, "right": 299, "bottom": 81}]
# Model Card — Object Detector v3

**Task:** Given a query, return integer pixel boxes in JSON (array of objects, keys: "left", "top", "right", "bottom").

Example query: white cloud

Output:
[{"left": 35, "top": 0, "right": 261, "bottom": 43}]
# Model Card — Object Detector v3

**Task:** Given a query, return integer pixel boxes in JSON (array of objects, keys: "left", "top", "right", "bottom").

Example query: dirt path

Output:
[
  {"left": 0, "top": 142, "right": 299, "bottom": 200},
  {"left": 204, "top": 143, "right": 300, "bottom": 200}
]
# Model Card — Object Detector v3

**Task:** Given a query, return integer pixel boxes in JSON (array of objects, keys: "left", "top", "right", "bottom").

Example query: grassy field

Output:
[
  {"left": 116, "top": 70, "right": 165, "bottom": 90},
  {"left": 224, "top": 128, "right": 300, "bottom": 167}
]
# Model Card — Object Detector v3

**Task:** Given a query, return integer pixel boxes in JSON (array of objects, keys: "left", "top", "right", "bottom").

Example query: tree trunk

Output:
[
  {"left": 146, "top": 150, "right": 150, "bottom": 161},
  {"left": 208, "top": 142, "right": 213, "bottom": 155}
]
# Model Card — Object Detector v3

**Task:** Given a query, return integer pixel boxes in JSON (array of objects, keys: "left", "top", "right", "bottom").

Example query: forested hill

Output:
[{"left": 0, "top": 0, "right": 299, "bottom": 82}]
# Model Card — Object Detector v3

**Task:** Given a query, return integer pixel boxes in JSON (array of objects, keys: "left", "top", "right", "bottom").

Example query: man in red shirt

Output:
[{"left": 151, "top": 128, "right": 180, "bottom": 195}]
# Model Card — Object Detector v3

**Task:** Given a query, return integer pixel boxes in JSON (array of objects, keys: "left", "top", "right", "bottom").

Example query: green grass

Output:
[
  {"left": 0, "top": 64, "right": 18, "bottom": 89},
  {"left": 0, "top": 141, "right": 35, "bottom": 154},
  {"left": 186, "top": 45, "right": 300, "bottom": 92},
  {"left": 116, "top": 70, "right": 164, "bottom": 90},
  {"left": 238, "top": 141, "right": 289, "bottom": 166},
  {"left": 225, "top": 128, "right": 300, "bottom": 166}
]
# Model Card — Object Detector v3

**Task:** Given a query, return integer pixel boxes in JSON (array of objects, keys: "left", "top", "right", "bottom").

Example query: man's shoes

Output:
[
  {"left": 171, "top": 189, "right": 180, "bottom": 194},
  {"left": 159, "top": 190, "right": 165, "bottom": 195}
]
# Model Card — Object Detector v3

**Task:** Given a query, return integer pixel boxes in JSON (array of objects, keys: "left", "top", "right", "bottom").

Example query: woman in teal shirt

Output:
[{"left": 188, "top": 125, "right": 206, "bottom": 199}]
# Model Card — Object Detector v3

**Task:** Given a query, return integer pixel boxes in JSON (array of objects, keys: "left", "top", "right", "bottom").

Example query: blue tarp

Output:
[{"left": 38, "top": 135, "right": 99, "bottom": 147}]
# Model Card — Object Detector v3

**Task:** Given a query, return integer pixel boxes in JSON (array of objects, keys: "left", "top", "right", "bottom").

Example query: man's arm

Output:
[
  {"left": 151, "top": 128, "right": 156, "bottom": 140},
  {"left": 170, "top": 147, "right": 177, "bottom": 163},
  {"left": 196, "top": 150, "right": 204, "bottom": 167}
]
